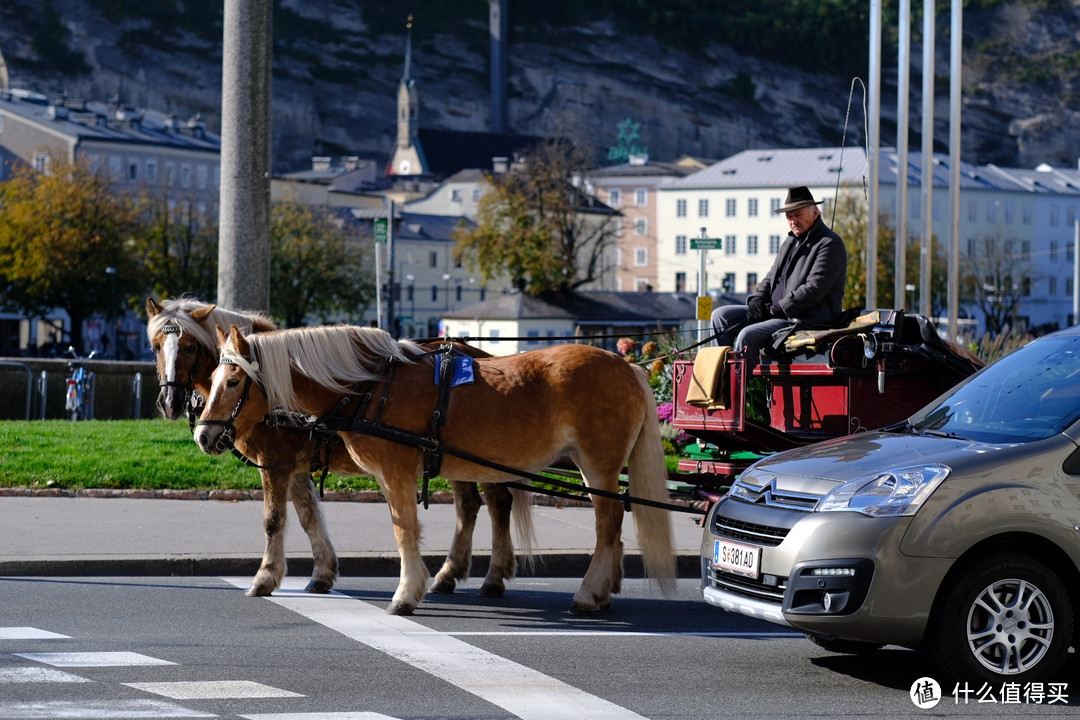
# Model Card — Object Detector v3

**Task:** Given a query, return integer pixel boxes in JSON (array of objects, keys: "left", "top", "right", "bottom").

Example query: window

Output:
[
  {"left": 109, "top": 155, "right": 122, "bottom": 180},
  {"left": 450, "top": 189, "right": 462, "bottom": 203},
  {"left": 747, "top": 198, "right": 758, "bottom": 217},
  {"left": 196, "top": 165, "right": 207, "bottom": 190},
  {"left": 33, "top": 152, "right": 50, "bottom": 174},
  {"left": 675, "top": 272, "right": 686, "bottom": 292},
  {"left": 634, "top": 248, "right": 648, "bottom": 267},
  {"left": 127, "top": 159, "right": 138, "bottom": 181},
  {"left": 1069, "top": 278, "right": 1075, "bottom": 296},
  {"left": 723, "top": 272, "right": 736, "bottom": 293},
  {"left": 1051, "top": 242, "right": 1058, "bottom": 261},
  {"left": 146, "top": 160, "right": 157, "bottom": 184},
  {"left": 165, "top": 162, "right": 175, "bottom": 187},
  {"left": 431, "top": 286, "right": 438, "bottom": 302},
  {"left": 1049, "top": 277, "right": 1057, "bottom": 296},
  {"left": 725, "top": 235, "right": 736, "bottom": 256},
  {"left": 472, "top": 188, "right": 483, "bottom": 201},
  {"left": 456, "top": 286, "right": 463, "bottom": 302},
  {"left": 1004, "top": 202, "right": 1014, "bottom": 224},
  {"left": 698, "top": 199, "right": 709, "bottom": 217},
  {"left": 676, "top": 199, "right": 687, "bottom": 217},
  {"left": 725, "top": 198, "right": 736, "bottom": 217},
  {"left": 180, "top": 164, "right": 191, "bottom": 188},
  {"left": 527, "top": 330, "right": 540, "bottom": 346},
  {"left": 429, "top": 251, "right": 438, "bottom": 268},
  {"left": 986, "top": 202, "right": 997, "bottom": 223},
  {"left": 747, "top": 235, "right": 759, "bottom": 255},
  {"left": 634, "top": 218, "right": 647, "bottom": 236},
  {"left": 967, "top": 238, "right": 975, "bottom": 256},
  {"left": 1021, "top": 240, "right": 1030, "bottom": 260},
  {"left": 675, "top": 235, "right": 687, "bottom": 255},
  {"left": 770, "top": 197, "right": 781, "bottom": 214},
  {"left": 634, "top": 188, "right": 647, "bottom": 206},
  {"left": 769, "top": 235, "right": 781, "bottom": 254},
  {"left": 1068, "top": 244, "right": 1075, "bottom": 262},
  {"left": 1051, "top": 205, "right": 1060, "bottom": 227},
  {"left": 608, "top": 189, "right": 622, "bottom": 206},
  {"left": 746, "top": 273, "right": 758, "bottom": 293},
  {"left": 967, "top": 201, "right": 977, "bottom": 222},
  {"left": 1022, "top": 203, "right": 1033, "bottom": 225}
]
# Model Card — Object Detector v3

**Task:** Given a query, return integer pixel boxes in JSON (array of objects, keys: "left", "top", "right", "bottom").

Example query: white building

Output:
[{"left": 657, "top": 146, "right": 1080, "bottom": 334}]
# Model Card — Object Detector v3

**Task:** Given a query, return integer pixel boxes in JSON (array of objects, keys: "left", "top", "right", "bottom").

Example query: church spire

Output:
[
  {"left": 389, "top": 14, "right": 423, "bottom": 176},
  {"left": 402, "top": 14, "right": 413, "bottom": 82}
]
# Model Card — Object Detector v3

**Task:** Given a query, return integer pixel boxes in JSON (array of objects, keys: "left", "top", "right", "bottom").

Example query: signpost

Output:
[{"left": 693, "top": 228, "right": 722, "bottom": 334}]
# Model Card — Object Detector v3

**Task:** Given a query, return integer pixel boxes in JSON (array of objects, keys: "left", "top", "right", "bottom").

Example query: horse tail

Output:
[
  {"left": 509, "top": 486, "right": 537, "bottom": 574},
  {"left": 627, "top": 370, "right": 677, "bottom": 595}
]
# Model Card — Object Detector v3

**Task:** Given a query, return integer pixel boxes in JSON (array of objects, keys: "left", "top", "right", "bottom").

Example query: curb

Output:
[{"left": 0, "top": 552, "right": 703, "bottom": 580}]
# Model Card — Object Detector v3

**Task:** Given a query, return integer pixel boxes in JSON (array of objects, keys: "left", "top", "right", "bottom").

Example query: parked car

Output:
[{"left": 701, "top": 325, "right": 1080, "bottom": 684}]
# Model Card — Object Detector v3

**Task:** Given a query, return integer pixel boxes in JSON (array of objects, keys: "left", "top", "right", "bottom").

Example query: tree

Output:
[
  {"left": 0, "top": 156, "right": 141, "bottom": 353},
  {"left": 131, "top": 191, "right": 218, "bottom": 302},
  {"left": 452, "top": 139, "right": 620, "bottom": 295},
  {"left": 830, "top": 189, "right": 948, "bottom": 317},
  {"left": 962, "top": 229, "right": 1033, "bottom": 337},
  {"left": 269, "top": 200, "right": 375, "bottom": 328}
]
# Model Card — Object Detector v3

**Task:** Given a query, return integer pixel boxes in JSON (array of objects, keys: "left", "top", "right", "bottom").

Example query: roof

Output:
[
  {"left": 0, "top": 88, "right": 220, "bottom": 152},
  {"left": 589, "top": 160, "right": 699, "bottom": 180},
  {"left": 444, "top": 290, "right": 698, "bottom": 325},
  {"left": 414, "top": 128, "right": 546, "bottom": 177}
]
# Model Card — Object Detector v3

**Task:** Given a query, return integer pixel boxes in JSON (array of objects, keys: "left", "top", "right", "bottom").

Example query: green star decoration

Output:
[{"left": 616, "top": 117, "right": 640, "bottom": 146}]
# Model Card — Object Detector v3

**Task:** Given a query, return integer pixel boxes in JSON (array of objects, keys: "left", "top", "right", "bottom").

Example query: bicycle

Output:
[{"left": 64, "top": 347, "right": 97, "bottom": 421}]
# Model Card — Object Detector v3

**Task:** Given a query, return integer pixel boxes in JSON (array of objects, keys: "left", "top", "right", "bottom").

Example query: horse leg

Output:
[
  {"left": 478, "top": 483, "right": 516, "bottom": 597},
  {"left": 380, "top": 471, "right": 428, "bottom": 615},
  {"left": 288, "top": 471, "right": 339, "bottom": 594},
  {"left": 430, "top": 481, "right": 482, "bottom": 594},
  {"left": 248, "top": 468, "right": 290, "bottom": 597},
  {"left": 571, "top": 491, "right": 625, "bottom": 614}
]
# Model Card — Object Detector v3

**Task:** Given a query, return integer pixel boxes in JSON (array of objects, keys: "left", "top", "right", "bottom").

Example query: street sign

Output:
[
  {"left": 696, "top": 296, "right": 712, "bottom": 321},
  {"left": 690, "top": 237, "right": 722, "bottom": 250},
  {"left": 374, "top": 218, "right": 388, "bottom": 244}
]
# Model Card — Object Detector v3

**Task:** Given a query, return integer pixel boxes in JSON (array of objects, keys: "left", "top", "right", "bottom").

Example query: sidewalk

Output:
[{"left": 0, "top": 494, "right": 707, "bottom": 579}]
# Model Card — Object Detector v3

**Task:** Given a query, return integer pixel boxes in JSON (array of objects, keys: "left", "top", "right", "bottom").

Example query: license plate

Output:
[{"left": 714, "top": 538, "right": 760, "bottom": 578}]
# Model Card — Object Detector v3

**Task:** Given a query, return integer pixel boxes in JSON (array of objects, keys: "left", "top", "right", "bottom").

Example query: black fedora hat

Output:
[{"left": 775, "top": 186, "right": 824, "bottom": 213}]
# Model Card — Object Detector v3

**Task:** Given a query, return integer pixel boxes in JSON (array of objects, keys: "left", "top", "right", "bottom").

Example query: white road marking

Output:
[
  {"left": 0, "top": 666, "right": 91, "bottom": 683},
  {"left": 0, "top": 699, "right": 215, "bottom": 719},
  {"left": 125, "top": 680, "right": 303, "bottom": 699},
  {"left": 0, "top": 626, "right": 70, "bottom": 640},
  {"left": 14, "top": 652, "right": 176, "bottom": 667},
  {"left": 224, "top": 577, "right": 650, "bottom": 720}
]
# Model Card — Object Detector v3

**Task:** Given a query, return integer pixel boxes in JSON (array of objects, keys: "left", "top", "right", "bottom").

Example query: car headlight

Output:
[{"left": 816, "top": 465, "right": 950, "bottom": 517}]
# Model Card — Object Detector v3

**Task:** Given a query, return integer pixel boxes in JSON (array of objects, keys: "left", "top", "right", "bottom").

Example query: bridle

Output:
[
  {"left": 157, "top": 323, "right": 203, "bottom": 408},
  {"left": 194, "top": 355, "right": 255, "bottom": 454}
]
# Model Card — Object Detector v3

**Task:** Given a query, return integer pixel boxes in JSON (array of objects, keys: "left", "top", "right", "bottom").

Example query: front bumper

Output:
[{"left": 700, "top": 497, "right": 954, "bottom": 648}]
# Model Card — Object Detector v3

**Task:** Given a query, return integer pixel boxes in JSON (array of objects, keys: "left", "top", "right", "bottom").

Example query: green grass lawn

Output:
[
  {"left": 0, "top": 420, "right": 685, "bottom": 496},
  {"left": 0, "top": 419, "right": 383, "bottom": 493}
]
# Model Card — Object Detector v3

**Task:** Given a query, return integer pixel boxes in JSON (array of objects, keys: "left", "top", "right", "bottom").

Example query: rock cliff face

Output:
[{"left": 1, "top": 0, "right": 1077, "bottom": 173}]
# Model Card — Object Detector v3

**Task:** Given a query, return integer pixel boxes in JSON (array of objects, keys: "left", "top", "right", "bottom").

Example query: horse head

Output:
[
  {"left": 146, "top": 297, "right": 217, "bottom": 420},
  {"left": 193, "top": 324, "right": 271, "bottom": 455}
]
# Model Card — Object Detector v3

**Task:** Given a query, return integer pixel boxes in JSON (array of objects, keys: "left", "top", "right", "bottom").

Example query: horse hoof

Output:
[
  {"left": 569, "top": 601, "right": 599, "bottom": 615},
  {"left": 387, "top": 601, "right": 416, "bottom": 616},
  {"left": 478, "top": 582, "right": 505, "bottom": 598},
  {"left": 246, "top": 585, "right": 274, "bottom": 597},
  {"left": 304, "top": 579, "right": 333, "bottom": 594},
  {"left": 429, "top": 578, "right": 456, "bottom": 594}
]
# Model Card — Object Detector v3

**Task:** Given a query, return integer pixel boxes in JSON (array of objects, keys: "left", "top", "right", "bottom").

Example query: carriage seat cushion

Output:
[
  {"left": 685, "top": 346, "right": 730, "bottom": 410},
  {"left": 777, "top": 309, "right": 882, "bottom": 356}
]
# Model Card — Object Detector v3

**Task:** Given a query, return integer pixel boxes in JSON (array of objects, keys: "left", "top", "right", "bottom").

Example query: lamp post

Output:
[
  {"left": 105, "top": 266, "right": 117, "bottom": 359},
  {"left": 442, "top": 272, "right": 452, "bottom": 311},
  {"left": 905, "top": 283, "right": 916, "bottom": 311}
]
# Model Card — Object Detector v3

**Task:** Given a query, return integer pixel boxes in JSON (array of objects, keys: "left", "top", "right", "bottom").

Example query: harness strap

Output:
[{"left": 420, "top": 347, "right": 457, "bottom": 508}]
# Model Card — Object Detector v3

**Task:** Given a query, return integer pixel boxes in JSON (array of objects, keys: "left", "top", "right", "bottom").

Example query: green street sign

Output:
[
  {"left": 374, "top": 218, "right": 388, "bottom": 244},
  {"left": 690, "top": 237, "right": 722, "bottom": 250}
]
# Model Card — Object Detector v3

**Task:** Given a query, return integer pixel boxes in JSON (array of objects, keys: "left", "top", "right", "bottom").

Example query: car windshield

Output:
[{"left": 908, "top": 334, "right": 1080, "bottom": 443}]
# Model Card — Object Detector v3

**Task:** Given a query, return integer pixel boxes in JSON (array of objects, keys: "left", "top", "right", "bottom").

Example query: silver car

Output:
[{"left": 701, "top": 326, "right": 1080, "bottom": 684}]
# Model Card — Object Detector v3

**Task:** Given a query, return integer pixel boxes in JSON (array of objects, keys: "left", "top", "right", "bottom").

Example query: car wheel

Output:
[
  {"left": 933, "top": 553, "right": 1072, "bottom": 685},
  {"left": 805, "top": 634, "right": 884, "bottom": 655}
]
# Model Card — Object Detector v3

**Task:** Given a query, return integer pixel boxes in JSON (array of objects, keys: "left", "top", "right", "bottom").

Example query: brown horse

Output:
[
  {"left": 146, "top": 297, "right": 533, "bottom": 599},
  {"left": 194, "top": 323, "right": 676, "bottom": 615}
]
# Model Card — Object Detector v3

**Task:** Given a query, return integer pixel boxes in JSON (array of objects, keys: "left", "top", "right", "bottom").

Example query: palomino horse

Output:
[
  {"left": 146, "top": 297, "right": 533, "bottom": 598},
  {"left": 194, "top": 323, "right": 676, "bottom": 615}
]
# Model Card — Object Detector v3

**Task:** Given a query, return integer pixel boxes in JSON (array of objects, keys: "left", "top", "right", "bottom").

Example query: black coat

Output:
[{"left": 750, "top": 215, "right": 847, "bottom": 327}]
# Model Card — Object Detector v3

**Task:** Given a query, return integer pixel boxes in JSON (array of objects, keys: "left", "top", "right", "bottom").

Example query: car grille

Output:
[
  {"left": 707, "top": 565, "right": 787, "bottom": 604},
  {"left": 728, "top": 475, "right": 821, "bottom": 511},
  {"left": 713, "top": 517, "right": 789, "bottom": 547}
]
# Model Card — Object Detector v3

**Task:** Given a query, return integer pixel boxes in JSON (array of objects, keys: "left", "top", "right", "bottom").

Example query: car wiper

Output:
[{"left": 917, "top": 427, "right": 964, "bottom": 439}]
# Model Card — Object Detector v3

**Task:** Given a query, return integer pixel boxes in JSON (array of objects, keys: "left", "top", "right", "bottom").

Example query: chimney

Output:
[
  {"left": 344, "top": 156, "right": 360, "bottom": 171},
  {"left": 492, "top": 156, "right": 509, "bottom": 173},
  {"left": 311, "top": 156, "right": 332, "bottom": 171}
]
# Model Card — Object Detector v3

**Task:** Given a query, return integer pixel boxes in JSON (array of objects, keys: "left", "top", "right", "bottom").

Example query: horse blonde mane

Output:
[
  {"left": 221, "top": 325, "right": 422, "bottom": 412},
  {"left": 147, "top": 297, "right": 276, "bottom": 352}
]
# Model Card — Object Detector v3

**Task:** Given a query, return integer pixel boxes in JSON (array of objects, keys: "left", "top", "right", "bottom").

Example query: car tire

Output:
[
  {"left": 932, "top": 552, "right": 1073, "bottom": 685},
  {"left": 805, "top": 634, "right": 884, "bottom": 655}
]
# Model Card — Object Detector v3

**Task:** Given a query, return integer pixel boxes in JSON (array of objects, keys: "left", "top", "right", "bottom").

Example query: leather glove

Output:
[
  {"left": 746, "top": 296, "right": 767, "bottom": 323},
  {"left": 771, "top": 304, "right": 788, "bottom": 319}
]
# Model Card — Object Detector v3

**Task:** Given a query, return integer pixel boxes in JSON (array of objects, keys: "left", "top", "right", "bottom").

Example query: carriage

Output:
[{"left": 667, "top": 308, "right": 983, "bottom": 503}]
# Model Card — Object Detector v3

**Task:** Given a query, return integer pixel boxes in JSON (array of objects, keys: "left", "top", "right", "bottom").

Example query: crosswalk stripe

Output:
[
  {"left": 0, "top": 699, "right": 215, "bottom": 719},
  {"left": 0, "top": 627, "right": 70, "bottom": 640},
  {"left": 125, "top": 680, "right": 304, "bottom": 699},
  {"left": 224, "top": 577, "right": 650, "bottom": 720},
  {"left": 14, "top": 652, "right": 175, "bottom": 667},
  {"left": 0, "top": 666, "right": 92, "bottom": 683}
]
